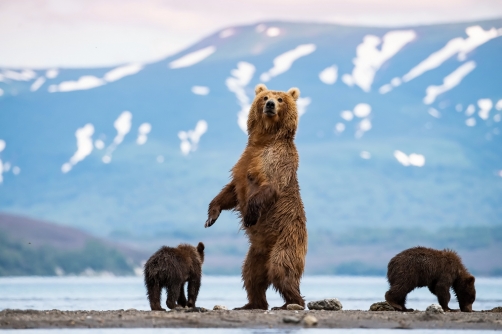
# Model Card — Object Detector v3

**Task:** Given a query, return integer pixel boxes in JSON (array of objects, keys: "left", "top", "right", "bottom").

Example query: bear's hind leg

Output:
[
  {"left": 166, "top": 281, "right": 182, "bottom": 310},
  {"left": 187, "top": 276, "right": 201, "bottom": 308},
  {"left": 146, "top": 281, "right": 165, "bottom": 311},
  {"left": 385, "top": 285, "right": 413, "bottom": 312},
  {"left": 234, "top": 247, "right": 269, "bottom": 310},
  {"left": 177, "top": 283, "right": 187, "bottom": 308},
  {"left": 268, "top": 249, "right": 305, "bottom": 310}
]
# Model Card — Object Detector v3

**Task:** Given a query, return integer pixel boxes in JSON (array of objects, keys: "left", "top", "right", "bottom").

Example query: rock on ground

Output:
[
  {"left": 213, "top": 305, "right": 227, "bottom": 311},
  {"left": 283, "top": 316, "right": 301, "bottom": 324},
  {"left": 369, "top": 301, "right": 395, "bottom": 311},
  {"left": 307, "top": 299, "right": 342, "bottom": 311},
  {"left": 286, "top": 304, "right": 304, "bottom": 310},
  {"left": 303, "top": 314, "right": 318, "bottom": 326},
  {"left": 426, "top": 304, "right": 445, "bottom": 315}
]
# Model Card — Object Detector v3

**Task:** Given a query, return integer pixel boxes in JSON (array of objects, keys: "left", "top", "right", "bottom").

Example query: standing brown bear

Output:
[
  {"left": 385, "top": 246, "right": 476, "bottom": 312},
  {"left": 205, "top": 84, "right": 307, "bottom": 310},
  {"left": 144, "top": 242, "right": 204, "bottom": 311}
]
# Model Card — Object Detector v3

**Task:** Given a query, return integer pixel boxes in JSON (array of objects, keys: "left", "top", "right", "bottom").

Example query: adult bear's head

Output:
[{"left": 247, "top": 83, "right": 300, "bottom": 140}]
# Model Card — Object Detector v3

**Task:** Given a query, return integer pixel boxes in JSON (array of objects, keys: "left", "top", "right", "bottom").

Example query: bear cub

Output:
[
  {"left": 385, "top": 246, "right": 475, "bottom": 312},
  {"left": 144, "top": 242, "right": 204, "bottom": 311}
]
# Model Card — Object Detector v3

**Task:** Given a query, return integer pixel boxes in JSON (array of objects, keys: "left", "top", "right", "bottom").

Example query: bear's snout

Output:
[{"left": 264, "top": 100, "right": 277, "bottom": 116}]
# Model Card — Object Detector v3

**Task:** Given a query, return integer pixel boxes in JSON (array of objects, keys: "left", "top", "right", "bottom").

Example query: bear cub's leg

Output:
[
  {"left": 177, "top": 283, "right": 187, "bottom": 308},
  {"left": 435, "top": 283, "right": 455, "bottom": 312},
  {"left": 166, "top": 281, "right": 182, "bottom": 310},
  {"left": 146, "top": 281, "right": 165, "bottom": 311},
  {"left": 385, "top": 286, "right": 414, "bottom": 312},
  {"left": 187, "top": 276, "right": 201, "bottom": 308}
]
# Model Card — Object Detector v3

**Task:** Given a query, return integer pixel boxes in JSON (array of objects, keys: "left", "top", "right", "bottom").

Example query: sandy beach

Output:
[{"left": 1, "top": 308, "right": 501, "bottom": 330}]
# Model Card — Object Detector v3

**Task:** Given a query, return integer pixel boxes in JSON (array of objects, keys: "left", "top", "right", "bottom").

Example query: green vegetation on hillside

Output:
[{"left": 0, "top": 233, "right": 134, "bottom": 276}]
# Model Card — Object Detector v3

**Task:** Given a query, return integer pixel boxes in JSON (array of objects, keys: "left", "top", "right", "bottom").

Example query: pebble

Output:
[
  {"left": 369, "top": 301, "right": 395, "bottom": 311},
  {"left": 287, "top": 304, "right": 305, "bottom": 310},
  {"left": 307, "top": 299, "right": 342, "bottom": 311},
  {"left": 213, "top": 305, "right": 228, "bottom": 311},
  {"left": 283, "top": 316, "right": 301, "bottom": 324},
  {"left": 303, "top": 314, "right": 318, "bottom": 326},
  {"left": 426, "top": 304, "right": 445, "bottom": 315}
]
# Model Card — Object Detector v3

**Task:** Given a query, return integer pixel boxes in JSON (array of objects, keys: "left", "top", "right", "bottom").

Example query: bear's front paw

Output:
[
  {"left": 243, "top": 212, "right": 259, "bottom": 227},
  {"left": 205, "top": 207, "right": 221, "bottom": 228}
]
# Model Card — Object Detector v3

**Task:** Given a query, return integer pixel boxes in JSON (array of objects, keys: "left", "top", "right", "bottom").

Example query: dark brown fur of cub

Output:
[
  {"left": 385, "top": 246, "right": 475, "bottom": 312},
  {"left": 205, "top": 84, "right": 307, "bottom": 310},
  {"left": 144, "top": 242, "right": 204, "bottom": 310}
]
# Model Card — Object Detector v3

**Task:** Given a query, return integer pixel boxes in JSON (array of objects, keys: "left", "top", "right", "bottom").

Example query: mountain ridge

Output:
[{"left": 0, "top": 19, "right": 501, "bottom": 239}]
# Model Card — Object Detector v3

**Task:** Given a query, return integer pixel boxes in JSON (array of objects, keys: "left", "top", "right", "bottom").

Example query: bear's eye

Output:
[
  {"left": 278, "top": 98, "right": 283, "bottom": 103},
  {"left": 263, "top": 96, "right": 268, "bottom": 101}
]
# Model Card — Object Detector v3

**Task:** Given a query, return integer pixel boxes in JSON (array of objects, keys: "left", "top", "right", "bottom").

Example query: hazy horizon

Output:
[{"left": 1, "top": 0, "right": 502, "bottom": 68}]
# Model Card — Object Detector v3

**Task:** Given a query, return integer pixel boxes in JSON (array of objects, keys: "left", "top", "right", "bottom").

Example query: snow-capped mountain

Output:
[{"left": 1, "top": 19, "right": 501, "bottom": 239}]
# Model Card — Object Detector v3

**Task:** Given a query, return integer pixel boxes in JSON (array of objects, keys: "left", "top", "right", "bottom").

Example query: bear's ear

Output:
[
  {"left": 255, "top": 83, "right": 268, "bottom": 95},
  {"left": 466, "top": 276, "right": 475, "bottom": 285},
  {"left": 197, "top": 242, "right": 205, "bottom": 254},
  {"left": 288, "top": 87, "right": 300, "bottom": 101}
]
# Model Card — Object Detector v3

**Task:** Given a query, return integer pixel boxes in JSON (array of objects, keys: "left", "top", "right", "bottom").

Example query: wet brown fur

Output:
[
  {"left": 385, "top": 246, "right": 476, "bottom": 312},
  {"left": 143, "top": 242, "right": 204, "bottom": 311},
  {"left": 205, "top": 84, "right": 307, "bottom": 310}
]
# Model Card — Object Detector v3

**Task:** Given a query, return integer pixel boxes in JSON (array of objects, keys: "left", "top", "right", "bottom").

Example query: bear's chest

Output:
[{"left": 232, "top": 146, "right": 275, "bottom": 202}]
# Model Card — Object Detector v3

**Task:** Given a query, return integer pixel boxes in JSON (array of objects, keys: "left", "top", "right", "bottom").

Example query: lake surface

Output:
[{"left": 1, "top": 275, "right": 501, "bottom": 312}]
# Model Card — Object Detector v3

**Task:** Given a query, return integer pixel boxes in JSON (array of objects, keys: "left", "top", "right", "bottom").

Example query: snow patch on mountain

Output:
[
  {"left": 226, "top": 62, "right": 256, "bottom": 133},
  {"left": 466, "top": 117, "right": 476, "bottom": 126},
  {"left": 103, "top": 111, "right": 133, "bottom": 164},
  {"left": 478, "top": 99, "right": 493, "bottom": 120},
  {"left": 428, "top": 108, "right": 441, "bottom": 118},
  {"left": 423, "top": 61, "right": 476, "bottom": 104},
  {"left": 403, "top": 26, "right": 501, "bottom": 84},
  {"left": 104, "top": 63, "right": 143, "bottom": 82},
  {"left": 169, "top": 46, "right": 216, "bottom": 69},
  {"left": 220, "top": 28, "right": 236, "bottom": 38},
  {"left": 192, "top": 86, "right": 210, "bottom": 95},
  {"left": 341, "top": 110, "right": 354, "bottom": 121},
  {"left": 342, "top": 30, "right": 416, "bottom": 92},
  {"left": 178, "top": 120, "right": 208, "bottom": 155},
  {"left": 48, "top": 63, "right": 143, "bottom": 93},
  {"left": 394, "top": 150, "right": 425, "bottom": 167},
  {"left": 266, "top": 27, "right": 281, "bottom": 37},
  {"left": 46, "top": 69, "right": 59, "bottom": 79},
  {"left": 319, "top": 65, "right": 338, "bottom": 85},
  {"left": 30, "top": 77, "right": 45, "bottom": 92},
  {"left": 297, "top": 97, "right": 311, "bottom": 117},
  {"left": 136, "top": 123, "right": 152, "bottom": 145},
  {"left": 337, "top": 103, "right": 373, "bottom": 138},
  {"left": 496, "top": 99, "right": 502, "bottom": 111},
  {"left": 1, "top": 69, "right": 36, "bottom": 82},
  {"left": 49, "top": 76, "right": 105, "bottom": 92},
  {"left": 260, "top": 44, "right": 316, "bottom": 82},
  {"left": 61, "top": 124, "right": 95, "bottom": 173}
]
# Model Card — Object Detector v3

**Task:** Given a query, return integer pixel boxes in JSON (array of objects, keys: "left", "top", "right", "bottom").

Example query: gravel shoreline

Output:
[{"left": 1, "top": 309, "right": 501, "bottom": 330}]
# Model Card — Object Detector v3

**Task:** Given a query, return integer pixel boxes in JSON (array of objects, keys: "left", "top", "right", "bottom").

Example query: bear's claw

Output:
[{"left": 205, "top": 218, "right": 216, "bottom": 228}]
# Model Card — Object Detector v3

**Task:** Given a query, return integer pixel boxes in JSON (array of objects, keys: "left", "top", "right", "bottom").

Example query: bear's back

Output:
[
  {"left": 388, "top": 247, "right": 463, "bottom": 286},
  {"left": 144, "top": 246, "right": 194, "bottom": 283}
]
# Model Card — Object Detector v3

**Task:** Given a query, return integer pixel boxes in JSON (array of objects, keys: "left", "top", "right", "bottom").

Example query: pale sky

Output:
[{"left": 1, "top": 0, "right": 501, "bottom": 68}]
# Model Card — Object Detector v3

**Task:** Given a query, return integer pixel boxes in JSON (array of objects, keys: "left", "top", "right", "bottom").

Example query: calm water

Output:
[
  {"left": 1, "top": 275, "right": 501, "bottom": 311},
  {"left": 0, "top": 330, "right": 500, "bottom": 334}
]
